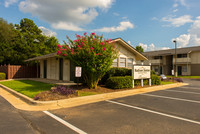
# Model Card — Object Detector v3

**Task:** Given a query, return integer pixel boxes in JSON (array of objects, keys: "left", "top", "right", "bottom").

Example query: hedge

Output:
[
  {"left": 151, "top": 74, "right": 161, "bottom": 85},
  {"left": 100, "top": 67, "right": 131, "bottom": 84},
  {"left": 0, "top": 72, "right": 6, "bottom": 80},
  {"left": 106, "top": 76, "right": 133, "bottom": 89}
]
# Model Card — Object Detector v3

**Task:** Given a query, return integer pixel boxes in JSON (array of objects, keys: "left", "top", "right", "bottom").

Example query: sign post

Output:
[{"left": 75, "top": 66, "right": 82, "bottom": 88}]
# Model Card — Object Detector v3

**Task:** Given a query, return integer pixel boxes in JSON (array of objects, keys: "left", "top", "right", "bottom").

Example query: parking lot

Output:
[{"left": 15, "top": 79, "right": 199, "bottom": 134}]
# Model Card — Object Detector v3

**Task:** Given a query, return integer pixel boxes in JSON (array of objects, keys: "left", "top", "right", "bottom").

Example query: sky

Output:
[{"left": 1, "top": 0, "right": 200, "bottom": 51}]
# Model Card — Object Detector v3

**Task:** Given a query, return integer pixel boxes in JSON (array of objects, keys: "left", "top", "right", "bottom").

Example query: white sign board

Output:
[
  {"left": 133, "top": 65, "right": 150, "bottom": 79},
  {"left": 75, "top": 67, "right": 82, "bottom": 77}
]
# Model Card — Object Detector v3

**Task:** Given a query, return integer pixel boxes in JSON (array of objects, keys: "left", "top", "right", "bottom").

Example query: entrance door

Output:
[
  {"left": 178, "top": 66, "right": 182, "bottom": 76},
  {"left": 59, "top": 58, "right": 63, "bottom": 80},
  {"left": 43, "top": 60, "right": 47, "bottom": 78}
]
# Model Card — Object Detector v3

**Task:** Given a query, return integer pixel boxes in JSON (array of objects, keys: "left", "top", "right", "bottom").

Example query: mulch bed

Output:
[{"left": 33, "top": 85, "right": 143, "bottom": 101}]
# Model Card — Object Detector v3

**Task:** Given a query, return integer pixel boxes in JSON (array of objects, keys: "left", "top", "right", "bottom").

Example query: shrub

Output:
[
  {"left": 106, "top": 76, "right": 133, "bottom": 89},
  {"left": 134, "top": 79, "right": 149, "bottom": 86},
  {"left": 100, "top": 67, "right": 132, "bottom": 84},
  {"left": 151, "top": 74, "right": 161, "bottom": 85},
  {"left": 151, "top": 70, "right": 156, "bottom": 75},
  {"left": 51, "top": 86, "right": 77, "bottom": 96},
  {"left": 0, "top": 72, "right": 6, "bottom": 80}
]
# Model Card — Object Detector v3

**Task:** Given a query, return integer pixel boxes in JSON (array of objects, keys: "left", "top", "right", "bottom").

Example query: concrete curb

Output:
[{"left": 0, "top": 82, "right": 189, "bottom": 109}]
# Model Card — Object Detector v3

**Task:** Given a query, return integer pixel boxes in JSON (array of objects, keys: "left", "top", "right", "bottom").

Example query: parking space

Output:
[
  {"left": 11, "top": 78, "right": 200, "bottom": 134},
  {"left": 39, "top": 82, "right": 200, "bottom": 133}
]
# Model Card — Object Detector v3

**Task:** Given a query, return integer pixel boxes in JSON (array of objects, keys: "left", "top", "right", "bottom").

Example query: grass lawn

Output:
[
  {"left": 161, "top": 81, "right": 174, "bottom": 85},
  {"left": 0, "top": 80, "right": 54, "bottom": 98},
  {"left": 166, "top": 75, "right": 200, "bottom": 79}
]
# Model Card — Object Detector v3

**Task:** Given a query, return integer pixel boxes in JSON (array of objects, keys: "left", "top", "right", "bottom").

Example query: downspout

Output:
[{"left": 187, "top": 51, "right": 192, "bottom": 75}]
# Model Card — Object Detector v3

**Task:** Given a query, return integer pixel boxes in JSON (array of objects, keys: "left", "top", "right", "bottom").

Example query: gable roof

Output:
[
  {"left": 25, "top": 37, "right": 148, "bottom": 62},
  {"left": 143, "top": 45, "right": 200, "bottom": 57},
  {"left": 111, "top": 38, "right": 148, "bottom": 61}
]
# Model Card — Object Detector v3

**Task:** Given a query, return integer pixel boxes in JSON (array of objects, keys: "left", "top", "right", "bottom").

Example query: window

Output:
[
  {"left": 182, "top": 66, "right": 187, "bottom": 72},
  {"left": 112, "top": 58, "right": 118, "bottom": 67},
  {"left": 177, "top": 54, "right": 187, "bottom": 58},
  {"left": 120, "top": 57, "right": 126, "bottom": 67},
  {"left": 128, "top": 58, "right": 133, "bottom": 68}
]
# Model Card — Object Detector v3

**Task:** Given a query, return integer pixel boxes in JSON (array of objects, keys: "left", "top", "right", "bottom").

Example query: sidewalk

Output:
[{"left": 0, "top": 83, "right": 188, "bottom": 111}]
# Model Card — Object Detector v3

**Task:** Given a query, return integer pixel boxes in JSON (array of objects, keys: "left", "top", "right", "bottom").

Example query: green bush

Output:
[
  {"left": 100, "top": 67, "right": 132, "bottom": 84},
  {"left": 134, "top": 79, "right": 149, "bottom": 86},
  {"left": 151, "top": 70, "right": 156, "bottom": 75},
  {"left": 151, "top": 74, "right": 161, "bottom": 85},
  {"left": 106, "top": 76, "right": 133, "bottom": 89},
  {"left": 0, "top": 72, "right": 6, "bottom": 80}
]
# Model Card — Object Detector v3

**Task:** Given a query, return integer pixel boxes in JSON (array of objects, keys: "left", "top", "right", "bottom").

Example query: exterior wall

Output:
[
  {"left": 190, "top": 52, "right": 200, "bottom": 64},
  {"left": 112, "top": 42, "right": 136, "bottom": 68},
  {"left": 191, "top": 64, "right": 200, "bottom": 75},
  {"left": 40, "top": 58, "right": 71, "bottom": 80},
  {"left": 46, "top": 57, "right": 59, "bottom": 80},
  {"left": 40, "top": 60, "right": 44, "bottom": 78},
  {"left": 63, "top": 59, "right": 70, "bottom": 81}
]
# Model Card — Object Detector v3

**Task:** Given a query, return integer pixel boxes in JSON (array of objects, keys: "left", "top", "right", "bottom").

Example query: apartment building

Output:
[{"left": 142, "top": 46, "right": 200, "bottom": 76}]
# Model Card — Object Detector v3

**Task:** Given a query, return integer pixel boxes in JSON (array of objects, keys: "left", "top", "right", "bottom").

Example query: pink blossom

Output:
[
  {"left": 103, "top": 47, "right": 106, "bottom": 51},
  {"left": 64, "top": 54, "right": 67, "bottom": 56},
  {"left": 58, "top": 44, "right": 61, "bottom": 48},
  {"left": 76, "top": 35, "right": 81, "bottom": 38},
  {"left": 101, "top": 42, "right": 105, "bottom": 45},
  {"left": 71, "top": 49, "right": 74, "bottom": 52},
  {"left": 90, "top": 47, "right": 94, "bottom": 50},
  {"left": 91, "top": 32, "right": 95, "bottom": 35},
  {"left": 81, "top": 42, "right": 84, "bottom": 46},
  {"left": 57, "top": 51, "right": 61, "bottom": 55},
  {"left": 77, "top": 45, "right": 81, "bottom": 48},
  {"left": 84, "top": 32, "right": 87, "bottom": 35}
]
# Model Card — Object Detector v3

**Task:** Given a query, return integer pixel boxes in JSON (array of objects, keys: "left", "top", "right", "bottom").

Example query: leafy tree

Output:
[
  {"left": 136, "top": 45, "right": 144, "bottom": 53},
  {"left": 58, "top": 33, "right": 118, "bottom": 89},
  {"left": 0, "top": 18, "right": 59, "bottom": 65}
]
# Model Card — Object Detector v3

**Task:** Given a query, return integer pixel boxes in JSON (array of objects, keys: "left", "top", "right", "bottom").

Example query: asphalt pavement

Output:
[{"left": 1, "top": 78, "right": 200, "bottom": 134}]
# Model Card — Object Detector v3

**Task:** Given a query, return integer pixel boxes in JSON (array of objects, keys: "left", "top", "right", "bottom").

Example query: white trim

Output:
[{"left": 43, "top": 111, "right": 87, "bottom": 134}]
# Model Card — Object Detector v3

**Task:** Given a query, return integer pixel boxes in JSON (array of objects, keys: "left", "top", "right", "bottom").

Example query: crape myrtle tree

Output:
[{"left": 57, "top": 33, "right": 118, "bottom": 89}]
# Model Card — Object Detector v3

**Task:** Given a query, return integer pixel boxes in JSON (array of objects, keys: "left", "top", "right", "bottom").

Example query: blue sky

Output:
[{"left": 1, "top": 0, "right": 200, "bottom": 51}]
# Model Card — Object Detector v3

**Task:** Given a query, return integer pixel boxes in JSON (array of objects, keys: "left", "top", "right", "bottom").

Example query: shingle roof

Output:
[{"left": 143, "top": 45, "right": 200, "bottom": 57}]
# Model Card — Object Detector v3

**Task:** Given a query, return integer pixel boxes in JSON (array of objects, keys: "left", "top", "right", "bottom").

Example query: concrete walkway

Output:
[{"left": 0, "top": 83, "right": 188, "bottom": 111}]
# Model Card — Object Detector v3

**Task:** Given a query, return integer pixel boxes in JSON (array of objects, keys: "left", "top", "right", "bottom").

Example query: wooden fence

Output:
[{"left": 0, "top": 64, "right": 39, "bottom": 79}]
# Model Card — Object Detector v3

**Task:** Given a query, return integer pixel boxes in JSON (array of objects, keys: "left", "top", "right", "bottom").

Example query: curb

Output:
[{"left": 0, "top": 83, "right": 189, "bottom": 108}]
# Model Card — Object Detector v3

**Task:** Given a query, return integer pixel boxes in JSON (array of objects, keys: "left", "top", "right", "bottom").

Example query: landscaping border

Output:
[{"left": 0, "top": 82, "right": 189, "bottom": 108}]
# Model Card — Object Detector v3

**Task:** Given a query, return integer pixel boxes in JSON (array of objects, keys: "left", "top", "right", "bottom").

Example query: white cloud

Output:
[
  {"left": 173, "top": 16, "right": 200, "bottom": 47},
  {"left": 151, "top": 17, "right": 159, "bottom": 21},
  {"left": 94, "top": 21, "right": 134, "bottom": 32},
  {"left": 139, "top": 43, "right": 148, "bottom": 51},
  {"left": 173, "top": 9, "right": 178, "bottom": 13},
  {"left": 173, "top": 3, "right": 178, "bottom": 8},
  {"left": 175, "top": 0, "right": 189, "bottom": 8},
  {"left": 4, "top": 0, "right": 18, "bottom": 7},
  {"left": 162, "top": 15, "right": 193, "bottom": 27},
  {"left": 139, "top": 43, "right": 170, "bottom": 52},
  {"left": 19, "top": 0, "right": 114, "bottom": 31},
  {"left": 39, "top": 26, "right": 57, "bottom": 37}
]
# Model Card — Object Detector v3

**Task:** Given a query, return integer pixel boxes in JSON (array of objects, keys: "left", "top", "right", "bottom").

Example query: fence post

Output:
[{"left": 7, "top": 64, "right": 10, "bottom": 79}]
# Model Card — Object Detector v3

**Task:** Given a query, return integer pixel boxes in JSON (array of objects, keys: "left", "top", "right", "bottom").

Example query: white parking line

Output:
[
  {"left": 43, "top": 111, "right": 87, "bottom": 134},
  {"left": 141, "top": 94, "right": 200, "bottom": 104},
  {"left": 106, "top": 100, "right": 200, "bottom": 125},
  {"left": 164, "top": 89, "right": 200, "bottom": 95},
  {"left": 180, "top": 87, "right": 200, "bottom": 90}
]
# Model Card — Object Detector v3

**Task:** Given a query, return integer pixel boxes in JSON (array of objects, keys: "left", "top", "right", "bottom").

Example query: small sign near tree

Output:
[{"left": 75, "top": 66, "right": 82, "bottom": 77}]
